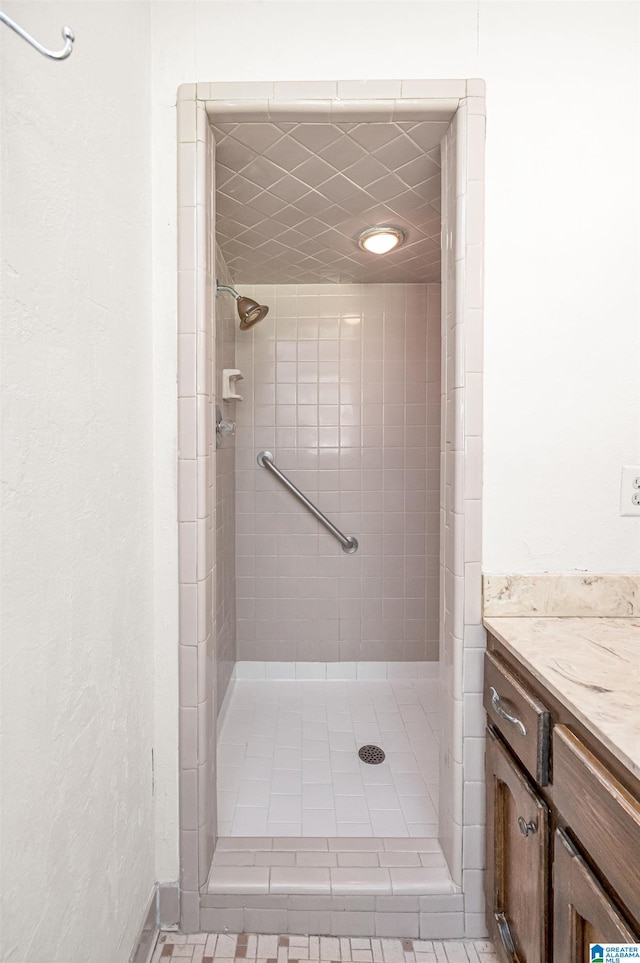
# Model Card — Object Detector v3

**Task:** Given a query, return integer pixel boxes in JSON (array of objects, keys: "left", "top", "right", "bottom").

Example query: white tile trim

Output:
[
  {"left": 217, "top": 667, "right": 237, "bottom": 729},
  {"left": 203, "top": 83, "right": 470, "bottom": 126},
  {"left": 234, "top": 661, "right": 440, "bottom": 681}
]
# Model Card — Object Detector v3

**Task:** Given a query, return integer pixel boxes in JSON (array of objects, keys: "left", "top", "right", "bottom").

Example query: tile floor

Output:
[
  {"left": 217, "top": 679, "right": 440, "bottom": 837},
  {"left": 152, "top": 933, "right": 498, "bottom": 963}
]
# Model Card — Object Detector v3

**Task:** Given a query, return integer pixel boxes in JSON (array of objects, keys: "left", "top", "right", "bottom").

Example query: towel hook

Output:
[{"left": 0, "top": 9, "right": 74, "bottom": 60}]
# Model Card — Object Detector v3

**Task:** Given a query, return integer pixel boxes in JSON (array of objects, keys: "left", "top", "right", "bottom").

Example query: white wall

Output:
[
  {"left": 0, "top": 3, "right": 155, "bottom": 961},
  {"left": 478, "top": 2, "right": 640, "bottom": 572}
]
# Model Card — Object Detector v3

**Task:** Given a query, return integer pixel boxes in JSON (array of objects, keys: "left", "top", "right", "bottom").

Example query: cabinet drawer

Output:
[
  {"left": 553, "top": 725, "right": 640, "bottom": 928},
  {"left": 484, "top": 651, "right": 551, "bottom": 785}
]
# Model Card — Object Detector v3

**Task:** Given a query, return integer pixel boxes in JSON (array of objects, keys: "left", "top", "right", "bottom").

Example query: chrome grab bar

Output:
[{"left": 257, "top": 450, "right": 358, "bottom": 554}]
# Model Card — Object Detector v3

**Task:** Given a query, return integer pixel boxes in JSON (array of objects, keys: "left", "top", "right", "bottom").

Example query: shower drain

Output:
[{"left": 358, "top": 744, "right": 386, "bottom": 765}]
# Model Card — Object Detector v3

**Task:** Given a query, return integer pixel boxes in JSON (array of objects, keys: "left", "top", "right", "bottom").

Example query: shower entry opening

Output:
[{"left": 176, "top": 80, "right": 486, "bottom": 938}]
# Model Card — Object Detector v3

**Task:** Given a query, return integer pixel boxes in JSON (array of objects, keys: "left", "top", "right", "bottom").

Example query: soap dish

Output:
[{"left": 222, "top": 369, "right": 243, "bottom": 401}]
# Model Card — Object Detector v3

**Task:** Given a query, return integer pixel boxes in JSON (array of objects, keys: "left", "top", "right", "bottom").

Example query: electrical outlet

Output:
[{"left": 620, "top": 466, "right": 640, "bottom": 516}]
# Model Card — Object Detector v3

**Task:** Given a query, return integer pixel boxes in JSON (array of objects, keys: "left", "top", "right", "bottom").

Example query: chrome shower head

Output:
[{"left": 216, "top": 282, "right": 269, "bottom": 330}]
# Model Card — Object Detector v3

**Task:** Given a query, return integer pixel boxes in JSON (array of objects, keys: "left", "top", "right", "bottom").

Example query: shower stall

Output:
[{"left": 176, "top": 80, "right": 486, "bottom": 939}]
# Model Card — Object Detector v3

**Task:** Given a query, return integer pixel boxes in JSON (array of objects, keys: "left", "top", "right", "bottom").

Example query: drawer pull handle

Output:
[
  {"left": 494, "top": 912, "right": 518, "bottom": 962},
  {"left": 518, "top": 816, "right": 537, "bottom": 837},
  {"left": 490, "top": 686, "right": 527, "bottom": 736}
]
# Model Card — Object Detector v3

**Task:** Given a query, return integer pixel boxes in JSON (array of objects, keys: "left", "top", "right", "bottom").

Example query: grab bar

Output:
[{"left": 257, "top": 450, "right": 358, "bottom": 554}]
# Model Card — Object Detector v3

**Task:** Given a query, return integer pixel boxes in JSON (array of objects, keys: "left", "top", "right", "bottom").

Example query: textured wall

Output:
[
  {"left": 234, "top": 283, "right": 440, "bottom": 662},
  {"left": 0, "top": 3, "right": 155, "bottom": 962}
]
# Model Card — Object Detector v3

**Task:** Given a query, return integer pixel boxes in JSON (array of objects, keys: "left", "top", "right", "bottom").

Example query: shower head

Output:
[
  {"left": 216, "top": 282, "right": 269, "bottom": 330},
  {"left": 236, "top": 296, "right": 269, "bottom": 330}
]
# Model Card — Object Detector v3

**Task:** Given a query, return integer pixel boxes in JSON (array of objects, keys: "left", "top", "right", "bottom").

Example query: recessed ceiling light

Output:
[{"left": 357, "top": 227, "right": 405, "bottom": 254}]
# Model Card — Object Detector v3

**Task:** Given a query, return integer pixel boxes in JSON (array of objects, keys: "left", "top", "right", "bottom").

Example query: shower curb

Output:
[
  {"left": 207, "top": 836, "right": 456, "bottom": 899},
  {"left": 197, "top": 890, "right": 465, "bottom": 940},
  {"left": 198, "top": 837, "right": 464, "bottom": 937}
]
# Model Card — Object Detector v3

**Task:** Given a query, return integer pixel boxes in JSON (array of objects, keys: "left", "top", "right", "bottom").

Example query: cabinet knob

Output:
[{"left": 518, "top": 816, "right": 537, "bottom": 837}]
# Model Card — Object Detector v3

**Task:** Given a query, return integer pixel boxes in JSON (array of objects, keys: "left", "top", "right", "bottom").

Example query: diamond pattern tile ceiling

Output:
[{"left": 212, "top": 121, "right": 445, "bottom": 284}]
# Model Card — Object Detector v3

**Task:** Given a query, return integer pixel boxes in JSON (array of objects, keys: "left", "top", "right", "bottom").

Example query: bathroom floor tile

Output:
[
  {"left": 218, "top": 678, "right": 439, "bottom": 836},
  {"left": 152, "top": 932, "right": 499, "bottom": 963}
]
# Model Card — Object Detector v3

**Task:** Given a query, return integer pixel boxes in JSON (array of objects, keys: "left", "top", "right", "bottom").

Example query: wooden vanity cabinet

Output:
[
  {"left": 484, "top": 636, "right": 640, "bottom": 963},
  {"left": 485, "top": 725, "right": 549, "bottom": 962},
  {"left": 553, "top": 828, "right": 637, "bottom": 963}
]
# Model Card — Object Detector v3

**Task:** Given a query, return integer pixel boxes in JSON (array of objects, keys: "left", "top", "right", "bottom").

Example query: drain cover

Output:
[{"left": 358, "top": 744, "right": 386, "bottom": 765}]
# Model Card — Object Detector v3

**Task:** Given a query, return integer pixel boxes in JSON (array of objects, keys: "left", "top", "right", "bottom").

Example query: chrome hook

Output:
[{"left": 0, "top": 10, "right": 75, "bottom": 60}]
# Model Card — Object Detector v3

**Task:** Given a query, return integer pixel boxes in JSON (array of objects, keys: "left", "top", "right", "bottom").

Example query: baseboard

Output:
[
  {"left": 158, "top": 880, "right": 180, "bottom": 926},
  {"left": 129, "top": 885, "right": 158, "bottom": 963},
  {"left": 235, "top": 660, "right": 440, "bottom": 681}
]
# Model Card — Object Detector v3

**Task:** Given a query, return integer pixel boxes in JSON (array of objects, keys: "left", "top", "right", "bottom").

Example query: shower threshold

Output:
[
  {"left": 206, "top": 835, "right": 456, "bottom": 897},
  {"left": 201, "top": 835, "right": 461, "bottom": 938}
]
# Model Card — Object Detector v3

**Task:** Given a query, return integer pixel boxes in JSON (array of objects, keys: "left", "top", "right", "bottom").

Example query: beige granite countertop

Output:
[{"left": 483, "top": 616, "right": 640, "bottom": 781}]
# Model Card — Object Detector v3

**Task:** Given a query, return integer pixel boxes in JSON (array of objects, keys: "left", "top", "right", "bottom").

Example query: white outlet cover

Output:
[{"left": 620, "top": 465, "right": 640, "bottom": 516}]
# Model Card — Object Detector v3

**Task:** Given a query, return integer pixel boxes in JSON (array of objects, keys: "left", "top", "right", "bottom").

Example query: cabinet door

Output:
[
  {"left": 553, "top": 828, "right": 638, "bottom": 961},
  {"left": 553, "top": 725, "right": 640, "bottom": 926},
  {"left": 486, "top": 725, "right": 550, "bottom": 963}
]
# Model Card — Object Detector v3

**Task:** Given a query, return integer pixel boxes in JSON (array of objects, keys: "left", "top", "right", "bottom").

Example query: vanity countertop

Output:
[{"left": 483, "top": 616, "right": 640, "bottom": 781}]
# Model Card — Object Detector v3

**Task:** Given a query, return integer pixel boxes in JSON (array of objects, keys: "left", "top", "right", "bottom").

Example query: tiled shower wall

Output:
[
  {"left": 214, "top": 246, "right": 237, "bottom": 710},
  {"left": 438, "top": 99, "right": 486, "bottom": 936},
  {"left": 234, "top": 283, "right": 441, "bottom": 663},
  {"left": 177, "top": 97, "right": 217, "bottom": 926}
]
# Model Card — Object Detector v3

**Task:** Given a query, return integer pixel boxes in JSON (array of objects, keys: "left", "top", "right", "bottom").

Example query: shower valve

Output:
[{"left": 215, "top": 405, "right": 236, "bottom": 447}]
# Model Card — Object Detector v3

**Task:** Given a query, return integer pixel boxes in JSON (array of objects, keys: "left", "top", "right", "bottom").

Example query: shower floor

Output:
[{"left": 217, "top": 676, "right": 440, "bottom": 837}]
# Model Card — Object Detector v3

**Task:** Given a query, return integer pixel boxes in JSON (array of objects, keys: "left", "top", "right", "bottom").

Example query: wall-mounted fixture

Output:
[
  {"left": 258, "top": 450, "right": 358, "bottom": 554},
  {"left": 0, "top": 9, "right": 74, "bottom": 59},
  {"left": 222, "top": 369, "right": 244, "bottom": 401},
  {"left": 357, "top": 227, "right": 405, "bottom": 254},
  {"left": 215, "top": 406, "right": 236, "bottom": 448},
  {"left": 216, "top": 281, "right": 269, "bottom": 330}
]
